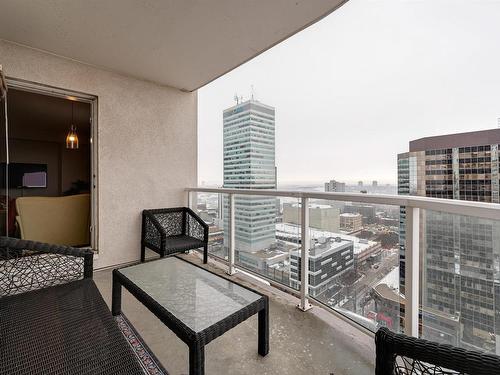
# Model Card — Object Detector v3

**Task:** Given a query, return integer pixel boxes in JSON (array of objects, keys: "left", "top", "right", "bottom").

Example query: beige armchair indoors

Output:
[{"left": 15, "top": 193, "right": 90, "bottom": 246}]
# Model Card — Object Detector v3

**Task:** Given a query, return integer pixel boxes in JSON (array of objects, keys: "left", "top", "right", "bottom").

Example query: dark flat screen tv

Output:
[{"left": 0, "top": 163, "right": 48, "bottom": 188}]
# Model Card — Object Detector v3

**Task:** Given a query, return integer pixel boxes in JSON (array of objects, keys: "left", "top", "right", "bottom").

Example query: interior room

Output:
[{"left": 0, "top": 88, "right": 91, "bottom": 246}]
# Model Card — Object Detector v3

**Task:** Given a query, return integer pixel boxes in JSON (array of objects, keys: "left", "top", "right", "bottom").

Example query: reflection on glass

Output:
[
  {"left": 421, "top": 210, "right": 500, "bottom": 354},
  {"left": 193, "top": 192, "right": 227, "bottom": 260},
  {"left": 232, "top": 195, "right": 299, "bottom": 289}
]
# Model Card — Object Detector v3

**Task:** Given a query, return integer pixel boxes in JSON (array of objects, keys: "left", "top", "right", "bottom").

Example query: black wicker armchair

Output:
[
  {"left": 375, "top": 327, "right": 500, "bottom": 375},
  {"left": 141, "top": 207, "right": 209, "bottom": 263},
  {"left": 0, "top": 237, "right": 152, "bottom": 374}
]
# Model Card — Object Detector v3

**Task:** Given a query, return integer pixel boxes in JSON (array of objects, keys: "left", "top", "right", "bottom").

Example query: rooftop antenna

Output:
[
  {"left": 234, "top": 93, "right": 239, "bottom": 105},
  {"left": 251, "top": 85, "right": 255, "bottom": 101}
]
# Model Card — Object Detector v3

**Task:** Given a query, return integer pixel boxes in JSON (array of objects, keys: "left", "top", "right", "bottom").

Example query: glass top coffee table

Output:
[{"left": 112, "top": 257, "right": 269, "bottom": 375}]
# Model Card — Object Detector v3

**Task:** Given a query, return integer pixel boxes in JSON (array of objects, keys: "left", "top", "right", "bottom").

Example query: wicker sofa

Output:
[
  {"left": 375, "top": 327, "right": 500, "bottom": 375},
  {"left": 0, "top": 237, "right": 158, "bottom": 375},
  {"left": 141, "top": 207, "right": 209, "bottom": 263}
]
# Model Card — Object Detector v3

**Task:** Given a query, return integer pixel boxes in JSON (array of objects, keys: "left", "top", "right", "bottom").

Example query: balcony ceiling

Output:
[{"left": 0, "top": 0, "right": 347, "bottom": 91}]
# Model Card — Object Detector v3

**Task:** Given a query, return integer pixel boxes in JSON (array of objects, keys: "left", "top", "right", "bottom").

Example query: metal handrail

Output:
[{"left": 186, "top": 187, "right": 500, "bottom": 220}]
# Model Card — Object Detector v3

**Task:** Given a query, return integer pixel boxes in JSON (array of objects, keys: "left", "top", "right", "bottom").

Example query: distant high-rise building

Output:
[
  {"left": 398, "top": 128, "right": 500, "bottom": 353},
  {"left": 372, "top": 180, "right": 378, "bottom": 187},
  {"left": 223, "top": 99, "right": 277, "bottom": 255},
  {"left": 358, "top": 181, "right": 363, "bottom": 187},
  {"left": 324, "top": 179, "right": 346, "bottom": 192}
]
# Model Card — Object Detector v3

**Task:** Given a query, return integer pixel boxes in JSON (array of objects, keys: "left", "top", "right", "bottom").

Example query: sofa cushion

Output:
[{"left": 0, "top": 279, "right": 144, "bottom": 375}]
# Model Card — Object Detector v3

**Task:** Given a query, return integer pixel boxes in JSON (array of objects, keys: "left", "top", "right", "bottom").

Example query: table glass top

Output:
[{"left": 118, "top": 257, "right": 262, "bottom": 332}]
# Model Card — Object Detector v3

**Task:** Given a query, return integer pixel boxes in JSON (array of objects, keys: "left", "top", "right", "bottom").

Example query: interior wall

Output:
[
  {"left": 7, "top": 139, "right": 61, "bottom": 197},
  {"left": 61, "top": 145, "right": 90, "bottom": 193},
  {"left": 4, "top": 89, "right": 91, "bottom": 199},
  {"left": 0, "top": 39, "right": 198, "bottom": 269},
  {"left": 4, "top": 140, "right": 91, "bottom": 198}
]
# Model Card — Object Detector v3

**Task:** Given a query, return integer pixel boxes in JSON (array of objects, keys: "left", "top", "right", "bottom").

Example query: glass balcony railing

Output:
[
  {"left": 305, "top": 198, "right": 402, "bottom": 333},
  {"left": 187, "top": 187, "right": 500, "bottom": 355},
  {"left": 189, "top": 192, "right": 228, "bottom": 260},
  {"left": 419, "top": 210, "right": 500, "bottom": 353}
]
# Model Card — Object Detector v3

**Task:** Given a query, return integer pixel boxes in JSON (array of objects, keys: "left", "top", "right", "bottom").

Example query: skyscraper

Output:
[
  {"left": 398, "top": 129, "right": 500, "bottom": 353},
  {"left": 223, "top": 99, "right": 277, "bottom": 262}
]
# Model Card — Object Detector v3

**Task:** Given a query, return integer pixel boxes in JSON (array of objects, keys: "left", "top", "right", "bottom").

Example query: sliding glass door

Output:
[{"left": 0, "top": 79, "right": 98, "bottom": 248}]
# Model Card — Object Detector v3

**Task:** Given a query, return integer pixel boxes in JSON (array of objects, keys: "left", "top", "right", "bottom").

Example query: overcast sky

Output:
[{"left": 198, "top": 0, "right": 500, "bottom": 186}]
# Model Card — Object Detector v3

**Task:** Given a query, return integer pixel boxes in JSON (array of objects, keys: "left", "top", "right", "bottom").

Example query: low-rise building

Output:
[
  {"left": 276, "top": 223, "right": 380, "bottom": 268},
  {"left": 340, "top": 213, "right": 363, "bottom": 232},
  {"left": 283, "top": 203, "right": 340, "bottom": 232},
  {"left": 290, "top": 236, "right": 354, "bottom": 298},
  {"left": 343, "top": 203, "right": 376, "bottom": 223}
]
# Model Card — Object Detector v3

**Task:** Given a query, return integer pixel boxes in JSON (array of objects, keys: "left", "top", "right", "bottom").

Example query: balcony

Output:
[
  {"left": 93, "top": 252, "right": 375, "bottom": 374},
  {"left": 2, "top": 1, "right": 500, "bottom": 374},
  {"left": 79, "top": 186, "right": 500, "bottom": 374}
]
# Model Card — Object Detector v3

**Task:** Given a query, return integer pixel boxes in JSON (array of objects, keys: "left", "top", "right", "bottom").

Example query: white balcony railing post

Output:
[
  {"left": 404, "top": 206, "right": 420, "bottom": 337},
  {"left": 227, "top": 193, "right": 236, "bottom": 275},
  {"left": 298, "top": 196, "right": 312, "bottom": 311},
  {"left": 187, "top": 190, "right": 195, "bottom": 210}
]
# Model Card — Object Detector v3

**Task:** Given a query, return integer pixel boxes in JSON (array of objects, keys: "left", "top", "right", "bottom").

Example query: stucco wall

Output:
[{"left": 0, "top": 40, "right": 197, "bottom": 268}]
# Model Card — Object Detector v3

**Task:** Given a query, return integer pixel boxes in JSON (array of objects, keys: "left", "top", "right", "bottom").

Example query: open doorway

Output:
[{"left": 0, "top": 83, "right": 97, "bottom": 249}]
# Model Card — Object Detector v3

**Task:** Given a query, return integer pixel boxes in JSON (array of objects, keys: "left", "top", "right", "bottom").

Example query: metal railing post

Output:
[
  {"left": 227, "top": 193, "right": 236, "bottom": 275},
  {"left": 298, "top": 196, "right": 312, "bottom": 311},
  {"left": 404, "top": 206, "right": 420, "bottom": 337},
  {"left": 187, "top": 190, "right": 194, "bottom": 210}
]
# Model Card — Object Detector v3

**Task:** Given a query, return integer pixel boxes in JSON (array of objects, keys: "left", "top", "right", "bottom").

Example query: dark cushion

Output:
[
  {"left": 164, "top": 234, "right": 206, "bottom": 252},
  {"left": 0, "top": 279, "right": 144, "bottom": 375}
]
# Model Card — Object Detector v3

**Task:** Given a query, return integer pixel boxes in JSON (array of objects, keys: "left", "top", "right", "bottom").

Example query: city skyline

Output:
[{"left": 198, "top": 0, "right": 500, "bottom": 186}]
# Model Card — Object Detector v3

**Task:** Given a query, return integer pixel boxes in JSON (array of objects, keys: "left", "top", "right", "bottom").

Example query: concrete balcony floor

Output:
[{"left": 94, "top": 253, "right": 374, "bottom": 375}]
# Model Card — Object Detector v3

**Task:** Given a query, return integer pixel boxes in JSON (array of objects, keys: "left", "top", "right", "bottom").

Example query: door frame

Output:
[{"left": 5, "top": 77, "right": 99, "bottom": 251}]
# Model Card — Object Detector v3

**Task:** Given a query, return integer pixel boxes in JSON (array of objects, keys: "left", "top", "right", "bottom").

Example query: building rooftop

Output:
[
  {"left": 409, "top": 128, "right": 500, "bottom": 152},
  {"left": 373, "top": 284, "right": 400, "bottom": 304},
  {"left": 373, "top": 267, "right": 401, "bottom": 303},
  {"left": 340, "top": 213, "right": 362, "bottom": 218},
  {"left": 276, "top": 223, "right": 377, "bottom": 255},
  {"left": 285, "top": 202, "right": 336, "bottom": 210},
  {"left": 376, "top": 266, "right": 400, "bottom": 291}
]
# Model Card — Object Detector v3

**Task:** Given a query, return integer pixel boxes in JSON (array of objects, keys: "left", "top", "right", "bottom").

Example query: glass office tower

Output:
[
  {"left": 222, "top": 99, "right": 277, "bottom": 261},
  {"left": 398, "top": 129, "right": 500, "bottom": 353}
]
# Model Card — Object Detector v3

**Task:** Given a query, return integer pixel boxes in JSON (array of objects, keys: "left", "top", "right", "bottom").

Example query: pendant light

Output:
[{"left": 66, "top": 101, "right": 79, "bottom": 149}]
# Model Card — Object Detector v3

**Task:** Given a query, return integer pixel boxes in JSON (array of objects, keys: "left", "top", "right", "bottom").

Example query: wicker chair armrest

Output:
[
  {"left": 143, "top": 210, "right": 165, "bottom": 234},
  {"left": 0, "top": 237, "right": 94, "bottom": 296},
  {"left": 1, "top": 236, "right": 93, "bottom": 258},
  {"left": 375, "top": 327, "right": 500, "bottom": 375},
  {"left": 186, "top": 208, "right": 209, "bottom": 242}
]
